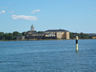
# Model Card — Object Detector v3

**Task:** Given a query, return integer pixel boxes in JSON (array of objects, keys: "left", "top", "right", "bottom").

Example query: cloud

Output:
[
  {"left": 12, "top": 15, "right": 38, "bottom": 21},
  {"left": 32, "top": 9, "right": 40, "bottom": 14},
  {"left": 0, "top": 10, "right": 6, "bottom": 14}
]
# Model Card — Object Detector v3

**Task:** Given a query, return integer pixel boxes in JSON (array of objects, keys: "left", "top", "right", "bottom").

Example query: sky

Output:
[{"left": 0, "top": 0, "right": 96, "bottom": 33}]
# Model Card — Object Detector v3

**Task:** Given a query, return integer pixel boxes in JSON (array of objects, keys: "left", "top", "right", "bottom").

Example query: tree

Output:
[
  {"left": 13, "top": 31, "right": 19, "bottom": 36},
  {"left": 0, "top": 32, "right": 4, "bottom": 40},
  {"left": 4, "top": 33, "right": 13, "bottom": 40}
]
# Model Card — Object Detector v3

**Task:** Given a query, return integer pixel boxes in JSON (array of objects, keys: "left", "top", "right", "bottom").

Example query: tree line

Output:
[
  {"left": 0, "top": 31, "right": 24, "bottom": 40},
  {"left": 70, "top": 32, "right": 92, "bottom": 39}
]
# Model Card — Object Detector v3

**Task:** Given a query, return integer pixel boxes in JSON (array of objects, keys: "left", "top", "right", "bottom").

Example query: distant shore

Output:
[{"left": 0, "top": 39, "right": 96, "bottom": 42}]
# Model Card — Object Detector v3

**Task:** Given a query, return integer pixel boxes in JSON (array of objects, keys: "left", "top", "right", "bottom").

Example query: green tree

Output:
[
  {"left": 13, "top": 31, "right": 22, "bottom": 40},
  {"left": 4, "top": 33, "right": 13, "bottom": 40},
  {"left": 13, "top": 31, "right": 19, "bottom": 36},
  {"left": 0, "top": 32, "right": 4, "bottom": 40}
]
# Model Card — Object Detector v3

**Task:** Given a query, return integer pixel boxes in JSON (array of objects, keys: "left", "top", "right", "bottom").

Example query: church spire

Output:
[{"left": 31, "top": 25, "right": 34, "bottom": 31}]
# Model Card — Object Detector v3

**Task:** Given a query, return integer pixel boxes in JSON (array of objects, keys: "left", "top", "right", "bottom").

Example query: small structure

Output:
[
  {"left": 76, "top": 36, "right": 79, "bottom": 52},
  {"left": 31, "top": 25, "right": 35, "bottom": 32}
]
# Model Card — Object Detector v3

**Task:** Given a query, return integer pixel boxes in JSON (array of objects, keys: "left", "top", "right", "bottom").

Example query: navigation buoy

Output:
[{"left": 76, "top": 36, "right": 79, "bottom": 52}]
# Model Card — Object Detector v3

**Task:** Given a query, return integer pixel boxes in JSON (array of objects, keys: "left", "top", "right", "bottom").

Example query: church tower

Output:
[{"left": 31, "top": 25, "right": 34, "bottom": 31}]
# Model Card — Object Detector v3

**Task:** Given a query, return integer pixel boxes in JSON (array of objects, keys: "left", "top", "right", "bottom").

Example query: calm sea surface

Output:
[{"left": 0, "top": 40, "right": 96, "bottom": 72}]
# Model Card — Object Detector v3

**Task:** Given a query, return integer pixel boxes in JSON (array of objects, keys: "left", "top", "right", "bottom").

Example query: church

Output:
[
  {"left": 24, "top": 25, "right": 70, "bottom": 40},
  {"left": 25, "top": 25, "right": 45, "bottom": 40}
]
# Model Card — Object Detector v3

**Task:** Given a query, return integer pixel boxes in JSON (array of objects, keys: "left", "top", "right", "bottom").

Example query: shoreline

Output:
[{"left": 0, "top": 39, "right": 96, "bottom": 42}]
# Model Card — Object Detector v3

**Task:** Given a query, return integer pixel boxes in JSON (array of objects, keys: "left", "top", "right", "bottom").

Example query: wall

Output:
[
  {"left": 65, "top": 32, "right": 70, "bottom": 40},
  {"left": 56, "top": 32, "right": 64, "bottom": 39}
]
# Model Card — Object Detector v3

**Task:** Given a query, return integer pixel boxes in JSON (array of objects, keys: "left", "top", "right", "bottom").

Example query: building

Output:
[
  {"left": 92, "top": 36, "right": 96, "bottom": 39},
  {"left": 45, "top": 29, "right": 70, "bottom": 39},
  {"left": 22, "top": 25, "right": 70, "bottom": 40},
  {"left": 25, "top": 25, "right": 45, "bottom": 40},
  {"left": 16, "top": 36, "right": 25, "bottom": 40},
  {"left": 89, "top": 33, "right": 96, "bottom": 39}
]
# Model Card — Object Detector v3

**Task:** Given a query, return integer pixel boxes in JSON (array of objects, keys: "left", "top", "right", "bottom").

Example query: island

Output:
[{"left": 0, "top": 25, "right": 96, "bottom": 41}]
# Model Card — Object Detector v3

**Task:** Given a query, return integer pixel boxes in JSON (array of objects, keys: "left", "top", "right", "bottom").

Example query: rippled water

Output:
[{"left": 0, "top": 40, "right": 96, "bottom": 72}]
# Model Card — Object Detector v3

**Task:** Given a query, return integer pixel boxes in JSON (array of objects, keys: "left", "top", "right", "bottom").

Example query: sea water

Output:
[{"left": 0, "top": 40, "right": 96, "bottom": 72}]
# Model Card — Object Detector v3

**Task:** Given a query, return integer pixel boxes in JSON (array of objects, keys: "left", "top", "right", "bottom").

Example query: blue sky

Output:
[{"left": 0, "top": 0, "right": 96, "bottom": 33}]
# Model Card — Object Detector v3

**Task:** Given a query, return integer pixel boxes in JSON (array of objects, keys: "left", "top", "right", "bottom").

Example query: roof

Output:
[{"left": 45, "top": 29, "right": 69, "bottom": 32}]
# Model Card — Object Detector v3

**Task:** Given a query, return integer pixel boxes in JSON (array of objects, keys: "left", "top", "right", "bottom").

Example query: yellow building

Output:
[
  {"left": 92, "top": 36, "right": 96, "bottom": 39},
  {"left": 45, "top": 29, "right": 70, "bottom": 39}
]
